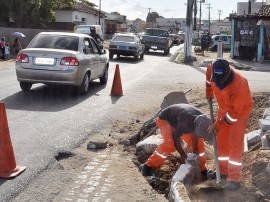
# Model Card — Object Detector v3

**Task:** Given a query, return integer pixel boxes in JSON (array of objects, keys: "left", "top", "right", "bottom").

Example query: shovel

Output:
[{"left": 191, "top": 99, "right": 224, "bottom": 192}]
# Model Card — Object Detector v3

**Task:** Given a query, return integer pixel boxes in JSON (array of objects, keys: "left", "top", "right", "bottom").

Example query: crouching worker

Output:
[{"left": 140, "top": 103, "right": 211, "bottom": 180}]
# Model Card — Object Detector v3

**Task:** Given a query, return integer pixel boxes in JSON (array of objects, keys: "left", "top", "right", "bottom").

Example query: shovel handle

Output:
[{"left": 208, "top": 99, "right": 222, "bottom": 184}]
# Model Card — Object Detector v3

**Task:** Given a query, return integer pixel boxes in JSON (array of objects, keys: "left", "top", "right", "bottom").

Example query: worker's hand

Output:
[
  {"left": 209, "top": 123, "right": 218, "bottom": 135},
  {"left": 179, "top": 153, "right": 187, "bottom": 164}
]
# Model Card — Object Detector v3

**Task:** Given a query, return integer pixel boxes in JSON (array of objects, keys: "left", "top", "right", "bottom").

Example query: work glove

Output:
[
  {"left": 209, "top": 118, "right": 227, "bottom": 134},
  {"left": 179, "top": 153, "right": 188, "bottom": 164}
]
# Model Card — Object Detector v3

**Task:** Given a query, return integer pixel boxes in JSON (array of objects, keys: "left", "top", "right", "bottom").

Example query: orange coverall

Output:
[
  {"left": 206, "top": 64, "right": 253, "bottom": 182},
  {"left": 146, "top": 117, "right": 206, "bottom": 171}
]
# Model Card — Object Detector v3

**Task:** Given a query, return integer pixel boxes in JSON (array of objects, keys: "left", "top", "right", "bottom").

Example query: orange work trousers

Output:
[
  {"left": 146, "top": 118, "right": 206, "bottom": 171},
  {"left": 216, "top": 118, "right": 248, "bottom": 182}
]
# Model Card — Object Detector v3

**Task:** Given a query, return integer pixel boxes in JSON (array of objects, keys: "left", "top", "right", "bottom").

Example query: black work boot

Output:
[
  {"left": 207, "top": 171, "right": 227, "bottom": 179},
  {"left": 224, "top": 181, "right": 240, "bottom": 191},
  {"left": 139, "top": 163, "right": 153, "bottom": 177},
  {"left": 201, "top": 169, "right": 213, "bottom": 181}
]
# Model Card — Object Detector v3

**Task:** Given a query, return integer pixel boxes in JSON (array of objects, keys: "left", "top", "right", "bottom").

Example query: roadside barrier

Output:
[
  {"left": 0, "top": 101, "right": 26, "bottom": 178},
  {"left": 110, "top": 64, "right": 123, "bottom": 96}
]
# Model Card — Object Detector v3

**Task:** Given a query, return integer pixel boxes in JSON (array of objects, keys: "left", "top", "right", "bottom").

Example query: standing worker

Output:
[
  {"left": 140, "top": 104, "right": 212, "bottom": 180},
  {"left": 205, "top": 58, "right": 253, "bottom": 191},
  {"left": 90, "top": 27, "right": 104, "bottom": 48}
]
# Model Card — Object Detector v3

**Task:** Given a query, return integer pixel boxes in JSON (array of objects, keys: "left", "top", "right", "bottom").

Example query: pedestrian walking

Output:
[
  {"left": 13, "top": 38, "right": 22, "bottom": 55},
  {"left": 140, "top": 103, "right": 212, "bottom": 180},
  {"left": 5, "top": 43, "right": 10, "bottom": 60},
  {"left": 205, "top": 58, "right": 254, "bottom": 191},
  {"left": 1, "top": 37, "right": 6, "bottom": 60}
]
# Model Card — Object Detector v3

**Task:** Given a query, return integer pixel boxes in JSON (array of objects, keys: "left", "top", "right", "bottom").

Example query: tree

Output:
[
  {"left": 146, "top": 12, "right": 159, "bottom": 23},
  {"left": 80, "top": 0, "right": 97, "bottom": 7},
  {"left": 4, "top": 0, "right": 75, "bottom": 28}
]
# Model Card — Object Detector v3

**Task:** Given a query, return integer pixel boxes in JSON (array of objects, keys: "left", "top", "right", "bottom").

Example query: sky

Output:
[{"left": 89, "top": 0, "right": 264, "bottom": 21}]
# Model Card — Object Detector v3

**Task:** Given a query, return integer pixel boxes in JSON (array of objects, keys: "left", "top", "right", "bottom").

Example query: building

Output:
[
  {"left": 237, "top": 2, "right": 266, "bottom": 15},
  {"left": 156, "top": 17, "right": 187, "bottom": 33},
  {"left": 55, "top": 2, "right": 106, "bottom": 34},
  {"left": 105, "top": 12, "right": 127, "bottom": 38}
]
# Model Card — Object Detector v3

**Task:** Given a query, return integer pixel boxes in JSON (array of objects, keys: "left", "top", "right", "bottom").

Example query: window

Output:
[
  {"left": 83, "top": 38, "right": 93, "bottom": 54},
  {"left": 28, "top": 34, "right": 79, "bottom": 51},
  {"left": 90, "top": 38, "right": 100, "bottom": 54}
]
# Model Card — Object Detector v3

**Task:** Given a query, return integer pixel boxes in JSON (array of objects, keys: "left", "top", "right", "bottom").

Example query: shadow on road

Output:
[{"left": 3, "top": 82, "right": 107, "bottom": 112}]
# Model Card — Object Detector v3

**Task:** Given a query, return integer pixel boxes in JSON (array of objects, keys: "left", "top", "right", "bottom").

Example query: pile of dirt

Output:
[{"left": 128, "top": 91, "right": 270, "bottom": 201}]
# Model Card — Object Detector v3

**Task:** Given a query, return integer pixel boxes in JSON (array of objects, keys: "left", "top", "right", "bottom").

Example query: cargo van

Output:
[{"left": 75, "top": 25, "right": 103, "bottom": 39}]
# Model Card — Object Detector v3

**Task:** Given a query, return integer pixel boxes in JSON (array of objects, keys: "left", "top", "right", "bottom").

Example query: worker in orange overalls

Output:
[
  {"left": 140, "top": 104, "right": 212, "bottom": 180},
  {"left": 205, "top": 58, "right": 253, "bottom": 191}
]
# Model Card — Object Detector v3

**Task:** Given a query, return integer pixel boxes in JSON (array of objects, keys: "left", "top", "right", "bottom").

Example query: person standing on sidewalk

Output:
[
  {"left": 140, "top": 103, "right": 212, "bottom": 180},
  {"left": 1, "top": 37, "right": 6, "bottom": 60},
  {"left": 205, "top": 58, "right": 253, "bottom": 191}
]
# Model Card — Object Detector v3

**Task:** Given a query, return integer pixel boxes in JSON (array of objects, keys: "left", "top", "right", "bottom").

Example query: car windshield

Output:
[
  {"left": 146, "top": 29, "right": 169, "bottom": 37},
  {"left": 28, "top": 34, "right": 79, "bottom": 51},
  {"left": 113, "top": 36, "right": 135, "bottom": 42},
  {"left": 75, "top": 27, "right": 91, "bottom": 35}
]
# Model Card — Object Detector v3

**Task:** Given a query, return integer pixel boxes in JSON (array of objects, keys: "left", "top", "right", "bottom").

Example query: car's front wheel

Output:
[
  {"left": 140, "top": 52, "right": 144, "bottom": 59},
  {"left": 109, "top": 52, "right": 114, "bottom": 59},
  {"left": 100, "top": 66, "right": 108, "bottom": 85},
  {"left": 78, "top": 73, "right": 89, "bottom": 95},
  {"left": 20, "top": 82, "right": 32, "bottom": 92}
]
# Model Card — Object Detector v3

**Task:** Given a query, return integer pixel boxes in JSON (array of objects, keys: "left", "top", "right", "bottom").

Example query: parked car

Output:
[
  {"left": 141, "top": 28, "right": 172, "bottom": 55},
  {"left": 109, "top": 33, "right": 145, "bottom": 60},
  {"left": 170, "top": 34, "right": 182, "bottom": 45},
  {"left": 16, "top": 32, "right": 109, "bottom": 95},
  {"left": 210, "top": 34, "right": 232, "bottom": 51}
]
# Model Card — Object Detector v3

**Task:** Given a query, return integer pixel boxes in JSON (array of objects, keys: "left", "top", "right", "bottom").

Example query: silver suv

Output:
[{"left": 210, "top": 34, "right": 231, "bottom": 51}]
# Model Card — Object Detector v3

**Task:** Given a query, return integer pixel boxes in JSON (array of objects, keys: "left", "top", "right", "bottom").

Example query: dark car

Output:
[{"left": 109, "top": 33, "right": 145, "bottom": 60}]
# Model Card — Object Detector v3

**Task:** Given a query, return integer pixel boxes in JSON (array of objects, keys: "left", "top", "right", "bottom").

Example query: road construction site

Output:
[{"left": 1, "top": 45, "right": 270, "bottom": 202}]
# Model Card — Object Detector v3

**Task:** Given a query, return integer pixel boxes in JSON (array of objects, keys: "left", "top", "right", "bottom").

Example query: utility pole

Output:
[
  {"left": 206, "top": 3, "right": 212, "bottom": 33},
  {"left": 148, "top": 8, "right": 151, "bottom": 28},
  {"left": 218, "top": 9, "right": 223, "bottom": 22},
  {"left": 248, "top": 0, "right": 251, "bottom": 14},
  {"left": 184, "top": 0, "right": 195, "bottom": 64},
  {"left": 98, "top": 0, "right": 101, "bottom": 25},
  {"left": 199, "top": 0, "right": 205, "bottom": 33}
]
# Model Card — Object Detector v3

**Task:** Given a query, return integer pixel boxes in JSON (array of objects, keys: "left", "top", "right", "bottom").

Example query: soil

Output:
[{"left": 108, "top": 88, "right": 270, "bottom": 202}]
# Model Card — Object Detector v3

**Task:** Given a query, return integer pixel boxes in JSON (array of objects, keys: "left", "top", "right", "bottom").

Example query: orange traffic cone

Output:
[
  {"left": 0, "top": 102, "right": 26, "bottom": 178},
  {"left": 110, "top": 64, "right": 123, "bottom": 96}
]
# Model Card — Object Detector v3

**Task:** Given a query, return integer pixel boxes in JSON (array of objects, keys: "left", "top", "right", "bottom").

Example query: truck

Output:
[{"left": 141, "top": 28, "right": 172, "bottom": 55}]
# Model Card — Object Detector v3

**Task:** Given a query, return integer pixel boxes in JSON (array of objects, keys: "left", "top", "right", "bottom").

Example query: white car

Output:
[
  {"left": 16, "top": 32, "right": 109, "bottom": 95},
  {"left": 210, "top": 34, "right": 232, "bottom": 51}
]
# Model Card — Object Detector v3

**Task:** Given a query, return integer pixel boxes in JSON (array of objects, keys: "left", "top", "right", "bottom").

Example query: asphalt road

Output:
[{"left": 0, "top": 45, "right": 269, "bottom": 201}]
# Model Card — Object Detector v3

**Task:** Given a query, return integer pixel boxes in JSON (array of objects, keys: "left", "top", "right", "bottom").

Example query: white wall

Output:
[{"left": 55, "top": 11, "right": 74, "bottom": 22}]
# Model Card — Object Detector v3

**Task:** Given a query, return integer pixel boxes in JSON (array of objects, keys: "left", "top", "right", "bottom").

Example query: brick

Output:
[
  {"left": 259, "top": 119, "right": 270, "bottom": 131},
  {"left": 246, "top": 129, "right": 262, "bottom": 144},
  {"left": 263, "top": 108, "right": 270, "bottom": 119}
]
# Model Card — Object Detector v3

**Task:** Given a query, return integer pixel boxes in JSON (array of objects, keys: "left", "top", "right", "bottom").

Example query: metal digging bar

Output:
[{"left": 209, "top": 99, "right": 222, "bottom": 187}]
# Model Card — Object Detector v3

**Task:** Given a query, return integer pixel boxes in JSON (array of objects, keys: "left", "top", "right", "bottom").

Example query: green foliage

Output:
[
  {"left": 146, "top": 12, "right": 159, "bottom": 22},
  {"left": 0, "top": 0, "right": 75, "bottom": 28},
  {"left": 192, "top": 39, "right": 201, "bottom": 46},
  {"left": 81, "top": 0, "right": 97, "bottom": 7}
]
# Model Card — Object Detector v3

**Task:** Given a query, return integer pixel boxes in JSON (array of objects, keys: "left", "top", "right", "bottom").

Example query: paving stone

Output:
[
  {"left": 263, "top": 108, "right": 270, "bottom": 119},
  {"left": 246, "top": 129, "right": 262, "bottom": 144},
  {"left": 136, "top": 134, "right": 163, "bottom": 154},
  {"left": 259, "top": 119, "right": 270, "bottom": 131}
]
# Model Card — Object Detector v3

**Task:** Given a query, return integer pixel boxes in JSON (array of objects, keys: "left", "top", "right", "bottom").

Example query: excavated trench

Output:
[{"left": 131, "top": 92, "right": 270, "bottom": 202}]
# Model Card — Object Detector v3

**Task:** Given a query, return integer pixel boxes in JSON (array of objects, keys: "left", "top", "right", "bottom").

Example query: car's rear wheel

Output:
[
  {"left": 145, "top": 48, "right": 149, "bottom": 53},
  {"left": 117, "top": 54, "right": 120, "bottom": 58},
  {"left": 134, "top": 53, "right": 139, "bottom": 60},
  {"left": 109, "top": 52, "right": 114, "bottom": 59},
  {"left": 140, "top": 52, "right": 144, "bottom": 59},
  {"left": 100, "top": 66, "right": 108, "bottom": 85},
  {"left": 20, "top": 82, "right": 32, "bottom": 92},
  {"left": 78, "top": 73, "right": 89, "bottom": 95}
]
